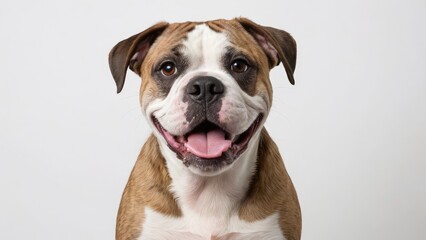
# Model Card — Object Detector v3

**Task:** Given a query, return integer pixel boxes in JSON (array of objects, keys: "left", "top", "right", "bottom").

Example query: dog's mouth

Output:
[{"left": 152, "top": 115, "right": 263, "bottom": 171}]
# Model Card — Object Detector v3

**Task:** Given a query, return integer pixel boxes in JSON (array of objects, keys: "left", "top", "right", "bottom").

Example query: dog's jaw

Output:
[{"left": 152, "top": 113, "right": 263, "bottom": 173}]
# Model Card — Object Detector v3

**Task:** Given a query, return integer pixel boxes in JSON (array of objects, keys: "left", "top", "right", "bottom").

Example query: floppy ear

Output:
[
  {"left": 108, "top": 22, "right": 169, "bottom": 93},
  {"left": 236, "top": 18, "right": 297, "bottom": 85}
]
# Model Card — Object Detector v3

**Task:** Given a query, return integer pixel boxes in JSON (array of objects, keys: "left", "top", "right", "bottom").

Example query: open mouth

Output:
[{"left": 152, "top": 114, "right": 263, "bottom": 170}]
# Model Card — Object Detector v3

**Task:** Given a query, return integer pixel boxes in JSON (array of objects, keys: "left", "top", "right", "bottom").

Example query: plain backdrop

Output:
[{"left": 1, "top": 0, "right": 425, "bottom": 239}]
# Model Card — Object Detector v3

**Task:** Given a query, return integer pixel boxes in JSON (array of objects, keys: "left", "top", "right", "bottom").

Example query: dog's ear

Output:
[
  {"left": 236, "top": 18, "right": 296, "bottom": 85},
  {"left": 109, "top": 22, "right": 169, "bottom": 93}
]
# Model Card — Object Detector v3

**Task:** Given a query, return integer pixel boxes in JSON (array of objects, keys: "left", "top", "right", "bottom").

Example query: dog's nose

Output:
[{"left": 186, "top": 76, "right": 225, "bottom": 103}]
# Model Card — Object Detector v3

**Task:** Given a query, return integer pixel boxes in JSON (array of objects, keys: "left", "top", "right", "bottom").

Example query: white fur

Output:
[
  {"left": 140, "top": 24, "right": 283, "bottom": 239},
  {"left": 139, "top": 207, "right": 284, "bottom": 240}
]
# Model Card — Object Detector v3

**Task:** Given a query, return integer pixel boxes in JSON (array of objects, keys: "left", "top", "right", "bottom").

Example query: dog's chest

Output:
[
  {"left": 137, "top": 138, "right": 285, "bottom": 239},
  {"left": 139, "top": 207, "right": 285, "bottom": 240}
]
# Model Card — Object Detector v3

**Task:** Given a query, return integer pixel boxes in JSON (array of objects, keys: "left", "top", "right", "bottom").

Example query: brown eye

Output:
[
  {"left": 230, "top": 59, "right": 249, "bottom": 73},
  {"left": 160, "top": 61, "right": 177, "bottom": 76}
]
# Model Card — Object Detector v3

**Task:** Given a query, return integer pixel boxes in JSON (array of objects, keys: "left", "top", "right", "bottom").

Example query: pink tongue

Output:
[{"left": 184, "top": 129, "right": 232, "bottom": 159}]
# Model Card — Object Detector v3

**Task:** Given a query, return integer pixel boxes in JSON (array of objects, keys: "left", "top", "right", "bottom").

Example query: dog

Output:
[{"left": 109, "top": 18, "right": 301, "bottom": 240}]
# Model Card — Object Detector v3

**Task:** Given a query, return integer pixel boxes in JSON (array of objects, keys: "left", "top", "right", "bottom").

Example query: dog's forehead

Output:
[
  {"left": 151, "top": 19, "right": 255, "bottom": 60},
  {"left": 180, "top": 24, "right": 230, "bottom": 64}
]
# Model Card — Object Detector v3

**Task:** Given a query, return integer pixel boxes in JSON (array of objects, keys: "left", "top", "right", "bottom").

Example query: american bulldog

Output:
[{"left": 109, "top": 18, "right": 301, "bottom": 240}]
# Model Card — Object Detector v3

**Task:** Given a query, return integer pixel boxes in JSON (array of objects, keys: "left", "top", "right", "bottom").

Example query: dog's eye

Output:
[
  {"left": 160, "top": 61, "right": 177, "bottom": 76},
  {"left": 230, "top": 59, "right": 249, "bottom": 73}
]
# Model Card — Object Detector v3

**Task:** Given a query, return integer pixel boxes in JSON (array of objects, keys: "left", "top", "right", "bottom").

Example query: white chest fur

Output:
[{"left": 139, "top": 207, "right": 284, "bottom": 240}]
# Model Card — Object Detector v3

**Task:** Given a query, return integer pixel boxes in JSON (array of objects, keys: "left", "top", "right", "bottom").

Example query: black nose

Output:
[{"left": 186, "top": 76, "right": 225, "bottom": 103}]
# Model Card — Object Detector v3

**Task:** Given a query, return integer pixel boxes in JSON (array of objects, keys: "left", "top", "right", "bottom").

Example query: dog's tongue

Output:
[{"left": 185, "top": 129, "right": 231, "bottom": 159}]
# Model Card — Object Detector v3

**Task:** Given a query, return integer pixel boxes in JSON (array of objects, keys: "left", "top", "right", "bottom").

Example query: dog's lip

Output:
[{"left": 152, "top": 114, "right": 263, "bottom": 161}]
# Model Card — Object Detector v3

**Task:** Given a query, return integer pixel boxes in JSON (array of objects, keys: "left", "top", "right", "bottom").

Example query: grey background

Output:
[{"left": 1, "top": 0, "right": 425, "bottom": 239}]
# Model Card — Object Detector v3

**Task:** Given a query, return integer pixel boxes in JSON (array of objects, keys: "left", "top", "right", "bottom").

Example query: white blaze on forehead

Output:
[{"left": 182, "top": 24, "right": 230, "bottom": 69}]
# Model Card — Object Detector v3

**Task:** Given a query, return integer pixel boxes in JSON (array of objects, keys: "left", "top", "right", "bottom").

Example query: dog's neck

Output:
[{"left": 158, "top": 132, "right": 261, "bottom": 220}]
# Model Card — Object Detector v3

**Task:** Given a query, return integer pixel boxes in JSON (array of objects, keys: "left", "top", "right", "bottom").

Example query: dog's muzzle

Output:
[
  {"left": 183, "top": 76, "right": 230, "bottom": 158},
  {"left": 153, "top": 76, "right": 263, "bottom": 172}
]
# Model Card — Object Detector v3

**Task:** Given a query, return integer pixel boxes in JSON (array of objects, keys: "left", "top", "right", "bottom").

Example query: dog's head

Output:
[{"left": 109, "top": 18, "right": 296, "bottom": 176}]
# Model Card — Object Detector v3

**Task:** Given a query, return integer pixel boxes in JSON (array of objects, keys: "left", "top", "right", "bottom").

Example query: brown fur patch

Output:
[
  {"left": 239, "top": 129, "right": 302, "bottom": 240},
  {"left": 116, "top": 135, "right": 181, "bottom": 240}
]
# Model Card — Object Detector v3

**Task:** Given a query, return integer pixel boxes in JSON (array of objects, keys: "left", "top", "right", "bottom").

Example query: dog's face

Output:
[{"left": 109, "top": 18, "right": 296, "bottom": 176}]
